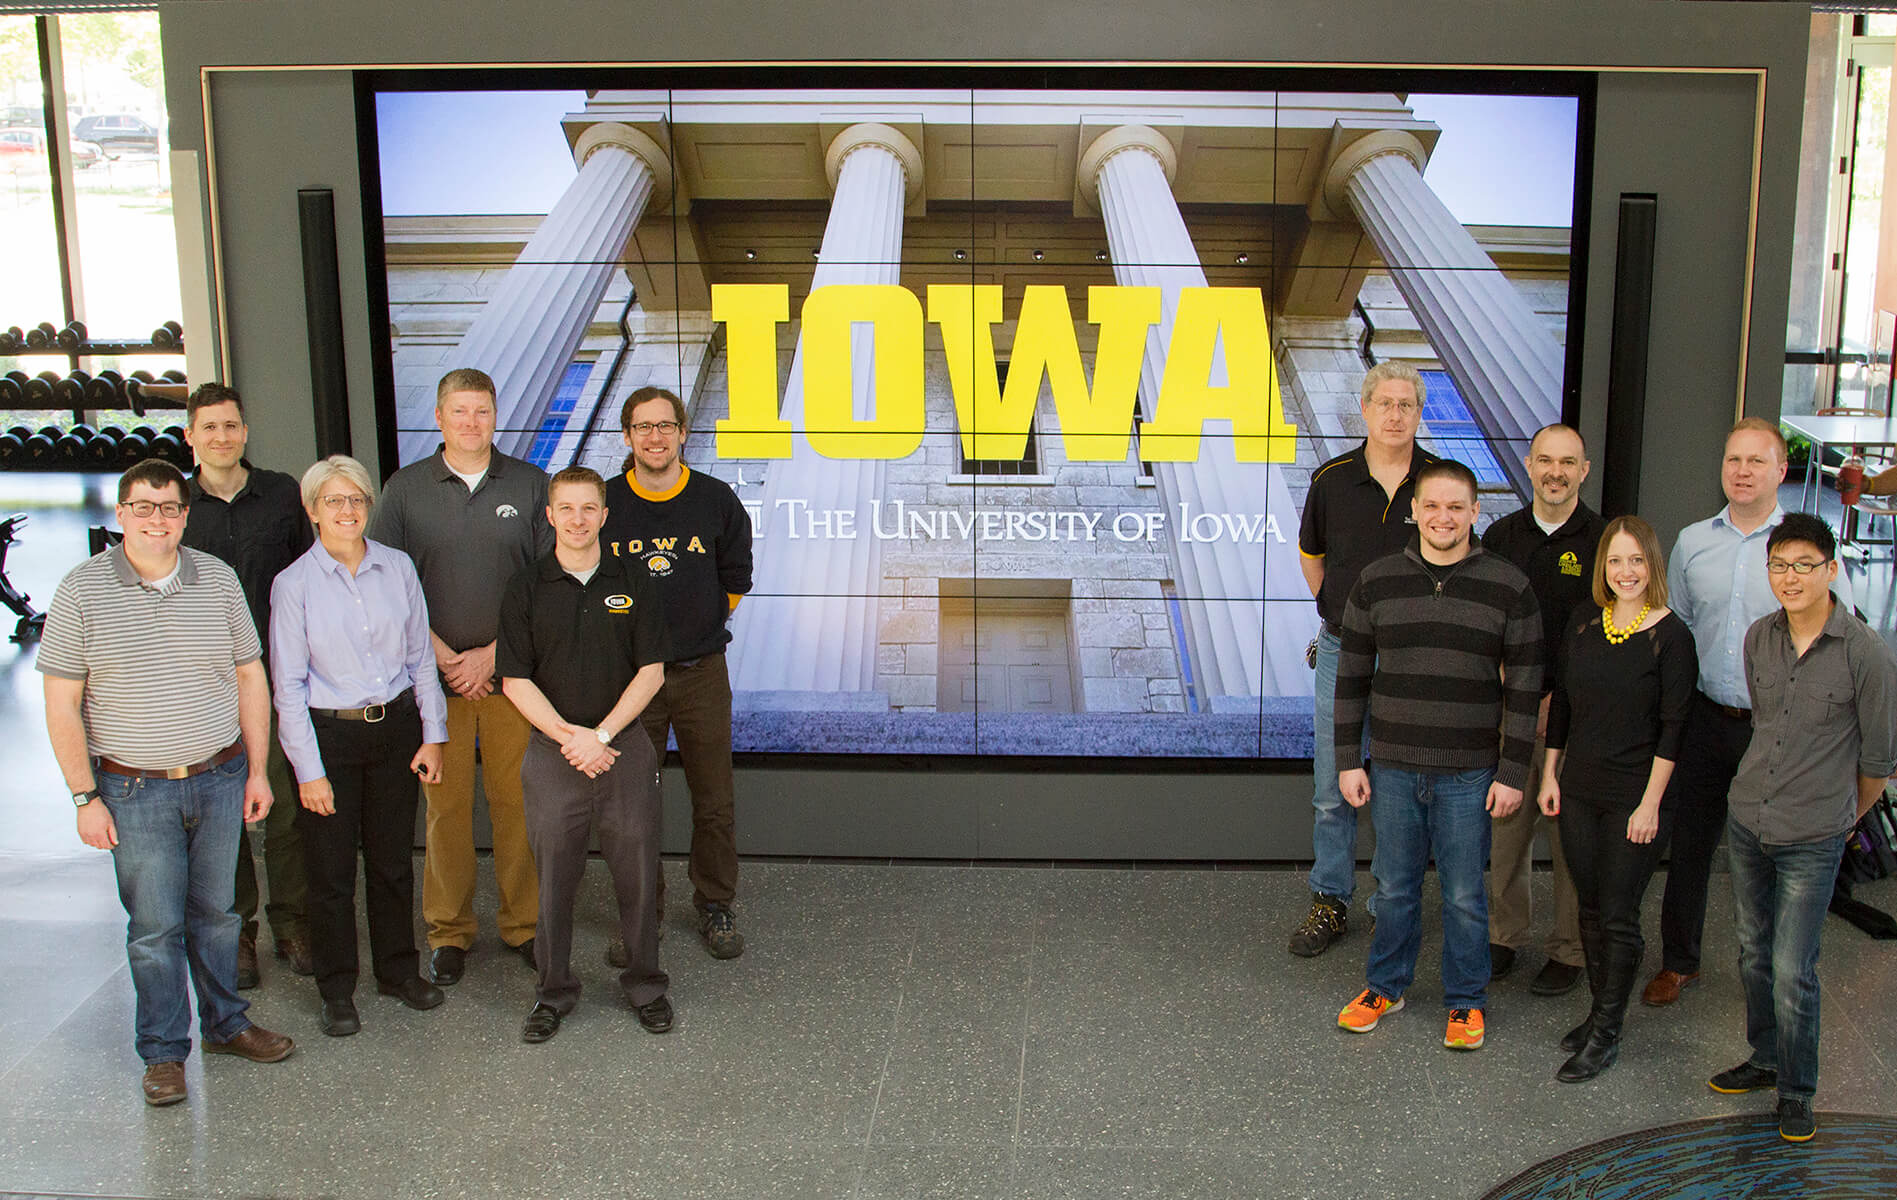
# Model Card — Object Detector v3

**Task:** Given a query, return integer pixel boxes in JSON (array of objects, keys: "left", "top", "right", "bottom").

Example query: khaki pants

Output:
[
  {"left": 422, "top": 691, "right": 537, "bottom": 950},
  {"left": 1487, "top": 736, "right": 1582, "bottom": 965}
]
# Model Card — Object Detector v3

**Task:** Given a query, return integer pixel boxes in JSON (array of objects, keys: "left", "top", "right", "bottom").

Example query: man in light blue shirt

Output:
[{"left": 1643, "top": 418, "right": 1853, "bottom": 1008}]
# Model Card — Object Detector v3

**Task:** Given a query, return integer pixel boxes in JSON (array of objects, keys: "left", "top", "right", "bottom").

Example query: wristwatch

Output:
[
  {"left": 72, "top": 788, "right": 101, "bottom": 808},
  {"left": 595, "top": 726, "right": 612, "bottom": 745}
]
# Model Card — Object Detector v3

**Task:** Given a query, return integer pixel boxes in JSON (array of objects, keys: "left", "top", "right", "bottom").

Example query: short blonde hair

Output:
[
  {"left": 1728, "top": 416, "right": 1788, "bottom": 463},
  {"left": 300, "top": 454, "right": 377, "bottom": 514},
  {"left": 436, "top": 367, "right": 496, "bottom": 408},
  {"left": 1359, "top": 361, "right": 1427, "bottom": 408},
  {"left": 1591, "top": 515, "right": 1669, "bottom": 609}
]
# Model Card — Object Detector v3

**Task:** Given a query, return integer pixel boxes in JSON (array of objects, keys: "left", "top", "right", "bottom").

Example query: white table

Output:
[{"left": 1781, "top": 412, "right": 1897, "bottom": 512}]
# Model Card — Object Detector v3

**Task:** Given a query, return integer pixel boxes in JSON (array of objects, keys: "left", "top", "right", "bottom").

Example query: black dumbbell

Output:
[
  {"left": 0, "top": 372, "right": 23, "bottom": 407},
  {"left": 24, "top": 372, "right": 60, "bottom": 406},
  {"left": 85, "top": 370, "right": 122, "bottom": 407},
  {"left": 53, "top": 371, "right": 90, "bottom": 408},
  {"left": 25, "top": 427, "right": 59, "bottom": 464},
  {"left": 161, "top": 369, "right": 186, "bottom": 383},
  {"left": 0, "top": 327, "right": 23, "bottom": 355},
  {"left": 0, "top": 428, "right": 22, "bottom": 464},
  {"left": 118, "top": 427, "right": 151, "bottom": 465},
  {"left": 84, "top": 426, "right": 123, "bottom": 466},
  {"left": 25, "top": 323, "right": 57, "bottom": 351},
  {"left": 151, "top": 321, "right": 183, "bottom": 350},
  {"left": 55, "top": 321, "right": 86, "bottom": 353},
  {"left": 150, "top": 426, "right": 186, "bottom": 464},
  {"left": 55, "top": 424, "right": 91, "bottom": 463},
  {"left": 124, "top": 371, "right": 153, "bottom": 407}
]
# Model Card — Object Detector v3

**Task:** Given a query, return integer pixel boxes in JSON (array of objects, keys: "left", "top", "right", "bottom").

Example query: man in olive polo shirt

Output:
[
  {"left": 1291, "top": 361, "right": 1439, "bottom": 956},
  {"left": 369, "top": 367, "right": 552, "bottom": 984},
  {"left": 499, "top": 467, "right": 674, "bottom": 1042}
]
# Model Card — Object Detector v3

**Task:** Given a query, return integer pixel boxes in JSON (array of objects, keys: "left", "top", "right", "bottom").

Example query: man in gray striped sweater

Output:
[{"left": 1331, "top": 460, "right": 1542, "bottom": 1051}]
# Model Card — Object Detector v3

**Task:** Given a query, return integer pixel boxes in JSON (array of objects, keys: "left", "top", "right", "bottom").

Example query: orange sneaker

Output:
[
  {"left": 1444, "top": 1008, "right": 1486, "bottom": 1050},
  {"left": 1337, "top": 988, "right": 1404, "bottom": 1033}
]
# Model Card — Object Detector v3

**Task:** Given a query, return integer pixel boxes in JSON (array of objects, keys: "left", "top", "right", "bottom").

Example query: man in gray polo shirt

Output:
[
  {"left": 370, "top": 367, "right": 552, "bottom": 984},
  {"left": 1706, "top": 514, "right": 1896, "bottom": 1143},
  {"left": 38, "top": 459, "right": 295, "bottom": 1107}
]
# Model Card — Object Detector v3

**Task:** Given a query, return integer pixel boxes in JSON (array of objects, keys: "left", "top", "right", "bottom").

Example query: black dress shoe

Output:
[
  {"left": 633, "top": 994, "right": 674, "bottom": 1034},
  {"left": 1560, "top": 1015, "right": 1594, "bottom": 1054},
  {"left": 377, "top": 976, "right": 446, "bottom": 1011},
  {"left": 507, "top": 938, "right": 538, "bottom": 969},
  {"left": 321, "top": 999, "right": 361, "bottom": 1037},
  {"left": 430, "top": 945, "right": 466, "bottom": 986},
  {"left": 1531, "top": 960, "right": 1584, "bottom": 996},
  {"left": 522, "top": 1003, "right": 562, "bottom": 1044},
  {"left": 1489, "top": 943, "right": 1518, "bottom": 980}
]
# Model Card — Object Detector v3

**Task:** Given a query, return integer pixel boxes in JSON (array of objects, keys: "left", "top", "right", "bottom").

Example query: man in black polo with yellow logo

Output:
[
  {"left": 498, "top": 467, "right": 674, "bottom": 1043},
  {"left": 1291, "top": 362, "right": 1438, "bottom": 956},
  {"left": 1479, "top": 423, "right": 1603, "bottom": 997}
]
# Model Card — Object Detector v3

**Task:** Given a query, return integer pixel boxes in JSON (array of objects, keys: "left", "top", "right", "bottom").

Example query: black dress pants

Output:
[
  {"left": 297, "top": 700, "right": 423, "bottom": 1003},
  {"left": 1653, "top": 693, "right": 1753, "bottom": 975},
  {"left": 1560, "top": 790, "right": 1668, "bottom": 971}
]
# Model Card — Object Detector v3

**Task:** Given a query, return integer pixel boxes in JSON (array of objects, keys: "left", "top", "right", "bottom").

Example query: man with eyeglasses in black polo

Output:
[{"left": 602, "top": 386, "right": 753, "bottom": 964}]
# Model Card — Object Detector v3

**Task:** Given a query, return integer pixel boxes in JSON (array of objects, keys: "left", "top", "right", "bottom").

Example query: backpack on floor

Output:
[{"left": 1840, "top": 792, "right": 1897, "bottom": 885}]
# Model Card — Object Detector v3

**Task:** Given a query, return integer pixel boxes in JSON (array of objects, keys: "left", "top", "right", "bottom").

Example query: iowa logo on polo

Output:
[
  {"left": 603, "top": 593, "right": 634, "bottom": 612},
  {"left": 1558, "top": 550, "right": 1582, "bottom": 577}
]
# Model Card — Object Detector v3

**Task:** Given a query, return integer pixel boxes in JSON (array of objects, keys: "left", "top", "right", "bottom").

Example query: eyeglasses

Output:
[
  {"left": 1766, "top": 559, "right": 1829, "bottom": 575},
  {"left": 1367, "top": 399, "right": 1420, "bottom": 416},
  {"left": 628, "top": 421, "right": 682, "bottom": 436},
  {"left": 321, "top": 494, "right": 370, "bottom": 512},
  {"left": 121, "top": 500, "right": 185, "bottom": 519}
]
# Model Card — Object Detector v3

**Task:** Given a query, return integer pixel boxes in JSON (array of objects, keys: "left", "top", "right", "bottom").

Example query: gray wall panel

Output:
[{"left": 151, "top": 0, "right": 1809, "bottom": 859}]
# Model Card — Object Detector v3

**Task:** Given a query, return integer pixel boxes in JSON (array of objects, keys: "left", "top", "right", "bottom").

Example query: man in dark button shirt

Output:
[
  {"left": 1478, "top": 424, "right": 1603, "bottom": 997},
  {"left": 499, "top": 467, "right": 674, "bottom": 1043},
  {"left": 1707, "top": 514, "right": 1896, "bottom": 1144},
  {"left": 1290, "top": 362, "right": 1439, "bottom": 957},
  {"left": 180, "top": 383, "right": 313, "bottom": 988}
]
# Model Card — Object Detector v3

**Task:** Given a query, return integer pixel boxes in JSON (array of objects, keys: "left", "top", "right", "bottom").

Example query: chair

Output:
[
  {"left": 1814, "top": 406, "right": 1894, "bottom": 505},
  {"left": 1849, "top": 495, "right": 1897, "bottom": 562}
]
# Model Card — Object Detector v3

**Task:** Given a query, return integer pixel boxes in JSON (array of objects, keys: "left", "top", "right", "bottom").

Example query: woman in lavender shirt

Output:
[{"left": 271, "top": 456, "right": 449, "bottom": 1037}]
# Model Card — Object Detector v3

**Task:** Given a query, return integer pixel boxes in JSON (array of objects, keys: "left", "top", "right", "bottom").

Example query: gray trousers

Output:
[{"left": 521, "top": 728, "right": 668, "bottom": 1011}]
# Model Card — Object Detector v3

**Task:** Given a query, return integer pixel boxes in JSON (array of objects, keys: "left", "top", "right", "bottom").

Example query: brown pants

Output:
[
  {"left": 638, "top": 653, "right": 738, "bottom": 911},
  {"left": 423, "top": 691, "right": 538, "bottom": 949},
  {"left": 1487, "top": 735, "right": 1582, "bottom": 965}
]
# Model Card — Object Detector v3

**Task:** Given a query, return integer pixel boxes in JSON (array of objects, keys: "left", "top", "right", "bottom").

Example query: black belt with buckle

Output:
[{"left": 311, "top": 689, "right": 415, "bottom": 724}]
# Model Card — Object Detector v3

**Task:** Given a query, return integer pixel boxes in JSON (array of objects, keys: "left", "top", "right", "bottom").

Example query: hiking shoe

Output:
[
  {"left": 1777, "top": 1097, "right": 1817, "bottom": 1143},
  {"left": 1708, "top": 1062, "right": 1778, "bottom": 1094},
  {"left": 1444, "top": 1008, "right": 1486, "bottom": 1050},
  {"left": 1337, "top": 988, "right": 1403, "bottom": 1033},
  {"left": 1289, "top": 895, "right": 1349, "bottom": 957},
  {"left": 699, "top": 903, "right": 744, "bottom": 960}
]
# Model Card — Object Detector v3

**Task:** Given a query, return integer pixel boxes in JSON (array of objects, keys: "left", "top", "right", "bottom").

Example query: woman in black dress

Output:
[{"left": 1538, "top": 515, "right": 1697, "bottom": 1082}]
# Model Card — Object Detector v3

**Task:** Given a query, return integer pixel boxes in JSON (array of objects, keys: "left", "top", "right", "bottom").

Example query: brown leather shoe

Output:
[
  {"left": 142, "top": 1061, "right": 186, "bottom": 1106},
  {"left": 236, "top": 930, "right": 260, "bottom": 990},
  {"left": 274, "top": 931, "right": 314, "bottom": 977},
  {"left": 203, "top": 1024, "right": 295, "bottom": 1063},
  {"left": 1641, "top": 968, "right": 1700, "bottom": 1007}
]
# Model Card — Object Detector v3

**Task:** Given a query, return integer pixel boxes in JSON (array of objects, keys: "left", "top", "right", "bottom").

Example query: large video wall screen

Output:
[{"left": 361, "top": 67, "right": 1588, "bottom": 762}]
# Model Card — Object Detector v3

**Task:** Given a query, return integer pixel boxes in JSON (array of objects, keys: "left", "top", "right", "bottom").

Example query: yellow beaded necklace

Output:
[{"left": 1601, "top": 601, "right": 1651, "bottom": 645}]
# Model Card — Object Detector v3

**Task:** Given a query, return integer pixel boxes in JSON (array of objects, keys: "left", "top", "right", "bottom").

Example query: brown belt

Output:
[
  {"left": 96, "top": 739, "right": 243, "bottom": 781},
  {"left": 1700, "top": 692, "right": 1751, "bottom": 722}
]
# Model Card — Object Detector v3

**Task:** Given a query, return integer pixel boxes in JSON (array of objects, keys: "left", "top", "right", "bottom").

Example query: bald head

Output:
[{"left": 1524, "top": 424, "right": 1589, "bottom": 517}]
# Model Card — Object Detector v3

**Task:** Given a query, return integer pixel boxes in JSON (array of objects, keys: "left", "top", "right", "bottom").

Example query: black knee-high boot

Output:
[
  {"left": 1559, "top": 929, "right": 1635, "bottom": 1082},
  {"left": 1560, "top": 908, "right": 1606, "bottom": 1054}
]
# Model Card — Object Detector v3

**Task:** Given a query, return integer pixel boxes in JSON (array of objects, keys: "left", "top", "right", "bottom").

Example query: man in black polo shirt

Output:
[
  {"left": 181, "top": 383, "right": 313, "bottom": 988},
  {"left": 498, "top": 467, "right": 674, "bottom": 1043},
  {"left": 1479, "top": 423, "right": 1603, "bottom": 997},
  {"left": 1291, "top": 362, "right": 1438, "bottom": 956}
]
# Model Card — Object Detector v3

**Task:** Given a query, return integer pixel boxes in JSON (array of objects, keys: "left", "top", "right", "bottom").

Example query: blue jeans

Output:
[
  {"left": 1728, "top": 818, "right": 1847, "bottom": 1104},
  {"left": 1365, "top": 762, "right": 1495, "bottom": 1010},
  {"left": 98, "top": 753, "right": 253, "bottom": 1064},
  {"left": 1309, "top": 627, "right": 1361, "bottom": 905}
]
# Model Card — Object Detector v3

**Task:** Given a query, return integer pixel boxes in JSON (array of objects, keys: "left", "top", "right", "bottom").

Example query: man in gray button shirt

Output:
[
  {"left": 370, "top": 368, "right": 553, "bottom": 984},
  {"left": 1706, "top": 514, "right": 1896, "bottom": 1144}
]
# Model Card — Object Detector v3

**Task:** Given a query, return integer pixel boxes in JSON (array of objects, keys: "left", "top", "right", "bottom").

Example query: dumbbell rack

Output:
[{"left": 0, "top": 320, "right": 192, "bottom": 472}]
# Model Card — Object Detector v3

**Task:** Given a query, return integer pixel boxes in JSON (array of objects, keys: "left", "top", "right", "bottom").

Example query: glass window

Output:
[
  {"left": 59, "top": 10, "right": 179, "bottom": 342},
  {"left": 1, "top": 15, "right": 64, "bottom": 340},
  {"left": 1418, "top": 370, "right": 1509, "bottom": 486},
  {"left": 526, "top": 361, "right": 592, "bottom": 469}
]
